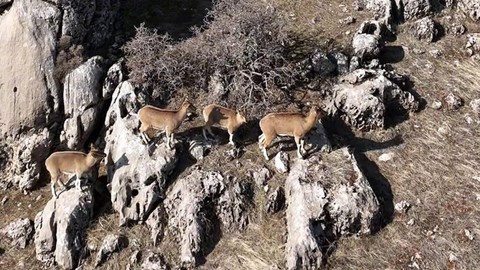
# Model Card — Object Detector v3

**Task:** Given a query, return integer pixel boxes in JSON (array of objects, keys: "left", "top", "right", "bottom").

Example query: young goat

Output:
[
  {"left": 45, "top": 144, "right": 106, "bottom": 198},
  {"left": 138, "top": 100, "right": 195, "bottom": 148},
  {"left": 258, "top": 105, "right": 324, "bottom": 160},
  {"left": 202, "top": 104, "right": 247, "bottom": 146}
]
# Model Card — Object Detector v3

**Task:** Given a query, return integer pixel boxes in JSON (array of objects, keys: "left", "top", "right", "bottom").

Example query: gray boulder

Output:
[
  {"left": 466, "top": 33, "right": 480, "bottom": 56},
  {"left": 328, "top": 51, "right": 350, "bottom": 75},
  {"left": 274, "top": 151, "right": 290, "bottom": 173},
  {"left": 328, "top": 69, "right": 419, "bottom": 130},
  {"left": 216, "top": 181, "right": 250, "bottom": 231},
  {"left": 141, "top": 251, "right": 168, "bottom": 270},
  {"left": 444, "top": 92, "right": 463, "bottom": 110},
  {"left": 401, "top": 0, "right": 432, "bottom": 21},
  {"left": 410, "top": 17, "right": 438, "bottom": 43},
  {"left": 103, "top": 60, "right": 125, "bottom": 100},
  {"left": 311, "top": 50, "right": 336, "bottom": 77},
  {"left": 0, "top": 0, "right": 61, "bottom": 135},
  {"left": 0, "top": 218, "right": 34, "bottom": 248},
  {"left": 61, "top": 56, "right": 106, "bottom": 149},
  {"left": 352, "top": 34, "right": 382, "bottom": 60},
  {"left": 104, "top": 82, "right": 178, "bottom": 226},
  {"left": 285, "top": 148, "right": 381, "bottom": 270},
  {"left": 34, "top": 189, "right": 94, "bottom": 269},
  {"left": 12, "top": 128, "right": 53, "bottom": 191},
  {"left": 459, "top": 0, "right": 480, "bottom": 21}
]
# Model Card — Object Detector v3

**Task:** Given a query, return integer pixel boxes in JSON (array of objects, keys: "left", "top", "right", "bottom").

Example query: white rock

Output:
[
  {"left": 394, "top": 200, "right": 410, "bottom": 213},
  {"left": 378, "top": 152, "right": 394, "bottom": 162},
  {"left": 431, "top": 100, "right": 443, "bottom": 110},
  {"left": 407, "top": 218, "right": 415, "bottom": 226},
  {"left": 464, "top": 229, "right": 474, "bottom": 241},
  {"left": 274, "top": 152, "right": 290, "bottom": 173}
]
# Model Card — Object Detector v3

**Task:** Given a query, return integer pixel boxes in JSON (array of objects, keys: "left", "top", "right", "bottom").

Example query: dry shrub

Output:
[
  {"left": 54, "top": 35, "right": 86, "bottom": 83},
  {"left": 123, "top": 0, "right": 300, "bottom": 115}
]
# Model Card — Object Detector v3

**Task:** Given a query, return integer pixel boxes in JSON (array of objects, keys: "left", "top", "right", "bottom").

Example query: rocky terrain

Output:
[{"left": 0, "top": 0, "right": 480, "bottom": 269}]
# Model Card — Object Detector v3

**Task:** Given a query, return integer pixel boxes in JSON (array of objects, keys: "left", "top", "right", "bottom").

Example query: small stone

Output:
[
  {"left": 470, "top": 99, "right": 480, "bottom": 116},
  {"left": 407, "top": 218, "right": 415, "bottom": 226},
  {"left": 35, "top": 195, "right": 42, "bottom": 201},
  {"left": 449, "top": 253, "right": 457, "bottom": 263},
  {"left": 378, "top": 152, "right": 394, "bottom": 162},
  {"left": 340, "top": 16, "right": 356, "bottom": 25},
  {"left": 426, "top": 230, "right": 434, "bottom": 237},
  {"left": 431, "top": 100, "right": 443, "bottom": 110},
  {"left": 1, "top": 196, "right": 9, "bottom": 205},
  {"left": 345, "top": 30, "right": 351, "bottom": 35},
  {"left": 412, "top": 48, "right": 426, "bottom": 55},
  {"left": 394, "top": 200, "right": 411, "bottom": 213},
  {"left": 464, "top": 114, "right": 474, "bottom": 124},
  {"left": 264, "top": 185, "right": 269, "bottom": 193},
  {"left": 430, "top": 49, "right": 443, "bottom": 58},
  {"left": 444, "top": 92, "right": 463, "bottom": 110},
  {"left": 464, "top": 229, "right": 474, "bottom": 241}
]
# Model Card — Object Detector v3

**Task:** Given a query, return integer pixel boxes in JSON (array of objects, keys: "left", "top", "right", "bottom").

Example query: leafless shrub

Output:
[
  {"left": 123, "top": 0, "right": 300, "bottom": 115},
  {"left": 54, "top": 35, "right": 86, "bottom": 83}
]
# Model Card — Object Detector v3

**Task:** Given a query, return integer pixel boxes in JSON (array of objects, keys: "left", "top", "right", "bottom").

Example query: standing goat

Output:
[
  {"left": 202, "top": 104, "right": 247, "bottom": 146},
  {"left": 45, "top": 144, "right": 106, "bottom": 198},
  {"left": 138, "top": 100, "right": 195, "bottom": 148},
  {"left": 258, "top": 105, "right": 324, "bottom": 160}
]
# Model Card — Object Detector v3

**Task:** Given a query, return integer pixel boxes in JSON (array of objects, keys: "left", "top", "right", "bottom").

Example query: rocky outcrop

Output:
[
  {"left": 61, "top": 56, "right": 106, "bottom": 149},
  {"left": 59, "top": 0, "right": 120, "bottom": 49},
  {"left": 103, "top": 60, "right": 125, "bottom": 100},
  {"left": 34, "top": 189, "right": 94, "bottom": 269},
  {"left": 141, "top": 250, "right": 168, "bottom": 270},
  {"left": 0, "top": 0, "right": 60, "bottom": 135},
  {"left": 328, "top": 69, "right": 419, "bottom": 130},
  {"left": 285, "top": 148, "right": 381, "bottom": 270},
  {"left": 410, "top": 17, "right": 438, "bottom": 43},
  {"left": 95, "top": 234, "right": 129, "bottom": 267},
  {"left": 352, "top": 34, "right": 382, "bottom": 60},
  {"left": 0, "top": 218, "right": 34, "bottom": 249},
  {"left": 12, "top": 128, "right": 53, "bottom": 191},
  {"left": 401, "top": 0, "right": 432, "bottom": 21},
  {"left": 104, "top": 82, "right": 178, "bottom": 226},
  {"left": 164, "top": 169, "right": 250, "bottom": 266}
]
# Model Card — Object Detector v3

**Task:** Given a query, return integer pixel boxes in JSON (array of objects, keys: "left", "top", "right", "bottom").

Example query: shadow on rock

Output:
[{"left": 380, "top": 45, "right": 405, "bottom": 64}]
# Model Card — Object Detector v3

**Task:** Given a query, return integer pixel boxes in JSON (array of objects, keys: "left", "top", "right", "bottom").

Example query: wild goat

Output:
[
  {"left": 202, "top": 104, "right": 247, "bottom": 146},
  {"left": 138, "top": 100, "right": 195, "bottom": 148},
  {"left": 258, "top": 105, "right": 324, "bottom": 160},
  {"left": 45, "top": 144, "right": 106, "bottom": 198}
]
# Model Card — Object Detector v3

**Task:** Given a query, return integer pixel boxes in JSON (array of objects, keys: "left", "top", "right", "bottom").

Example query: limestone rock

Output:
[
  {"left": 0, "top": 0, "right": 61, "bottom": 135},
  {"left": 164, "top": 170, "right": 225, "bottom": 267},
  {"left": 103, "top": 60, "right": 125, "bottom": 100},
  {"left": 410, "top": 17, "right": 438, "bottom": 43},
  {"left": 275, "top": 152, "right": 290, "bottom": 173},
  {"left": 285, "top": 148, "right": 380, "bottom": 269},
  {"left": 329, "top": 69, "right": 419, "bottom": 130},
  {"left": 61, "top": 56, "right": 106, "bottom": 149},
  {"left": 401, "top": 0, "right": 432, "bottom": 21},
  {"left": 444, "top": 92, "right": 463, "bottom": 110},
  {"left": 266, "top": 187, "right": 285, "bottom": 214},
  {"left": 12, "top": 128, "right": 53, "bottom": 191},
  {"left": 470, "top": 99, "right": 480, "bottom": 117},
  {"left": 216, "top": 181, "right": 251, "bottom": 231},
  {"left": 95, "top": 234, "right": 129, "bottom": 267},
  {"left": 352, "top": 34, "right": 382, "bottom": 60},
  {"left": 34, "top": 189, "right": 94, "bottom": 269},
  {"left": 311, "top": 49, "right": 336, "bottom": 77},
  {"left": 145, "top": 206, "right": 166, "bottom": 246},
  {"left": 0, "top": 218, "right": 34, "bottom": 248},
  {"left": 328, "top": 51, "right": 350, "bottom": 75},
  {"left": 141, "top": 251, "right": 168, "bottom": 270},
  {"left": 250, "top": 166, "right": 271, "bottom": 187},
  {"left": 459, "top": 0, "right": 480, "bottom": 21},
  {"left": 104, "top": 82, "right": 178, "bottom": 226},
  {"left": 466, "top": 33, "right": 480, "bottom": 56}
]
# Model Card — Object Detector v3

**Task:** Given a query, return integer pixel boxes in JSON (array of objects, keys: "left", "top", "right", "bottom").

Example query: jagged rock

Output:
[
  {"left": 61, "top": 56, "right": 106, "bottom": 149},
  {"left": 400, "top": 0, "right": 432, "bottom": 21},
  {"left": 470, "top": 99, "right": 480, "bottom": 117},
  {"left": 95, "top": 234, "right": 129, "bottom": 267},
  {"left": 103, "top": 60, "right": 125, "bottom": 99},
  {"left": 444, "top": 92, "right": 463, "bottom": 110},
  {"left": 216, "top": 181, "right": 251, "bottom": 231},
  {"left": 141, "top": 251, "right": 168, "bottom": 270},
  {"left": 59, "top": 0, "right": 120, "bottom": 49},
  {"left": 329, "top": 69, "right": 419, "bottom": 130},
  {"left": 311, "top": 49, "right": 336, "bottom": 77},
  {"left": 352, "top": 33, "right": 382, "bottom": 60},
  {"left": 459, "top": 0, "right": 480, "bottom": 21},
  {"left": 0, "top": 218, "right": 34, "bottom": 248},
  {"left": 339, "top": 16, "right": 356, "bottom": 25},
  {"left": 448, "top": 23, "right": 466, "bottom": 36},
  {"left": 274, "top": 152, "right": 290, "bottom": 173},
  {"left": 304, "top": 120, "right": 332, "bottom": 154},
  {"left": 349, "top": 56, "right": 361, "bottom": 72},
  {"left": 12, "top": 128, "right": 53, "bottom": 191},
  {"left": 410, "top": 17, "right": 438, "bottom": 43},
  {"left": 164, "top": 170, "right": 225, "bottom": 266},
  {"left": 145, "top": 206, "right": 166, "bottom": 246},
  {"left": 328, "top": 51, "right": 350, "bottom": 75},
  {"left": 285, "top": 148, "right": 380, "bottom": 269},
  {"left": 104, "top": 82, "right": 178, "bottom": 226},
  {"left": 0, "top": 0, "right": 61, "bottom": 135},
  {"left": 251, "top": 166, "right": 271, "bottom": 187},
  {"left": 34, "top": 189, "right": 94, "bottom": 269},
  {"left": 188, "top": 139, "right": 212, "bottom": 161},
  {"left": 266, "top": 187, "right": 285, "bottom": 214},
  {"left": 466, "top": 33, "right": 480, "bottom": 56}
]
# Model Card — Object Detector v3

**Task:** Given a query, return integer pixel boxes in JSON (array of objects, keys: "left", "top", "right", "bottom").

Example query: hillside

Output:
[{"left": 1, "top": 0, "right": 480, "bottom": 269}]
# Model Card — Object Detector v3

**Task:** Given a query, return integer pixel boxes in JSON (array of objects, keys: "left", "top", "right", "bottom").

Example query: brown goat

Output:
[{"left": 202, "top": 104, "right": 247, "bottom": 145}]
